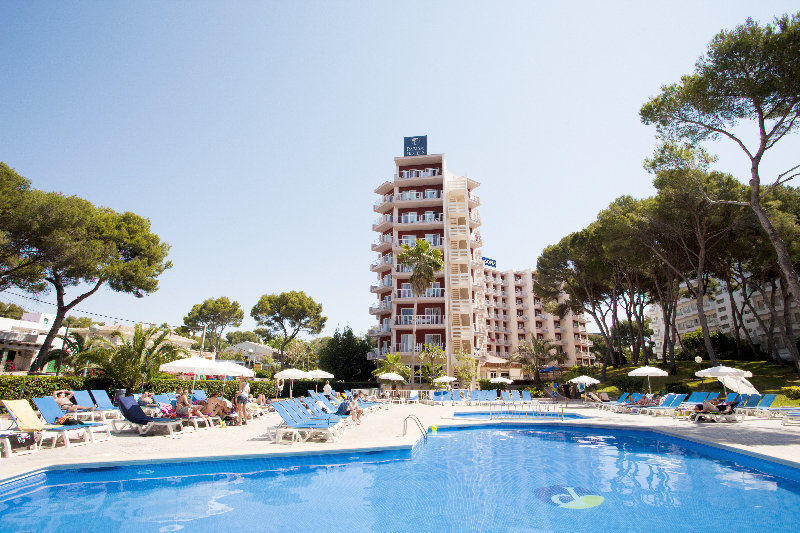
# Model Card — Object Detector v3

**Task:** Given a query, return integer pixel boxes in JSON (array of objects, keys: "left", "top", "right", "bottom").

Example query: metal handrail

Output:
[{"left": 403, "top": 414, "right": 427, "bottom": 443}]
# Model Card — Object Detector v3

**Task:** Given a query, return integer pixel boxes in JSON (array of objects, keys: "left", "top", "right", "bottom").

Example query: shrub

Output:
[
  {"left": 781, "top": 386, "right": 800, "bottom": 400},
  {"left": 665, "top": 382, "right": 692, "bottom": 395},
  {"left": 255, "top": 369, "right": 272, "bottom": 379},
  {"left": 608, "top": 375, "right": 643, "bottom": 393},
  {"left": 147, "top": 378, "right": 277, "bottom": 399},
  {"left": 561, "top": 366, "right": 601, "bottom": 382},
  {"left": 597, "top": 385, "right": 620, "bottom": 397}
]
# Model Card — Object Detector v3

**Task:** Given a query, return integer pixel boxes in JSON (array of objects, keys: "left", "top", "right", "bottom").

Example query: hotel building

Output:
[{"left": 368, "top": 147, "right": 593, "bottom": 378}]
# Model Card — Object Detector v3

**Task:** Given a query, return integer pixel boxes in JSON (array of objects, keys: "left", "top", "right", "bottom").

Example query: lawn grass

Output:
[{"left": 596, "top": 359, "right": 800, "bottom": 407}]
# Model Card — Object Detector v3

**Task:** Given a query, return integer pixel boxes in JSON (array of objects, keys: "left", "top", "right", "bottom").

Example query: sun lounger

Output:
[
  {"left": 521, "top": 390, "right": 533, "bottom": 403},
  {"left": 32, "top": 396, "right": 112, "bottom": 442},
  {"left": 72, "top": 390, "right": 120, "bottom": 421},
  {"left": 510, "top": 390, "right": 523, "bottom": 403},
  {"left": 500, "top": 391, "right": 512, "bottom": 403},
  {"left": 298, "top": 398, "right": 351, "bottom": 426},
  {"left": 628, "top": 394, "right": 675, "bottom": 415},
  {"left": 0, "top": 429, "right": 39, "bottom": 458},
  {"left": 643, "top": 394, "right": 687, "bottom": 416},
  {"left": 484, "top": 390, "right": 498, "bottom": 403},
  {"left": 152, "top": 394, "right": 220, "bottom": 430},
  {"left": 272, "top": 401, "right": 340, "bottom": 443},
  {"left": 611, "top": 393, "right": 644, "bottom": 413},
  {"left": 112, "top": 397, "right": 185, "bottom": 436},
  {"left": 599, "top": 393, "right": 629, "bottom": 410},
  {"left": 781, "top": 411, "right": 800, "bottom": 426},
  {"left": 89, "top": 389, "right": 123, "bottom": 420},
  {"left": 748, "top": 394, "right": 778, "bottom": 417},
  {"left": 3, "top": 399, "right": 91, "bottom": 448}
]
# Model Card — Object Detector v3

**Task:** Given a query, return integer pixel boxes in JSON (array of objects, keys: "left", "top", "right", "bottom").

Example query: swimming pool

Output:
[
  {"left": 1, "top": 425, "right": 798, "bottom": 532},
  {"left": 452, "top": 411, "right": 587, "bottom": 419}
]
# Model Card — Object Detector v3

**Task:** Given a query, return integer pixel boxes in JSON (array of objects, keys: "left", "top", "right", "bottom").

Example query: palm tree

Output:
[
  {"left": 73, "top": 324, "right": 185, "bottom": 393},
  {"left": 43, "top": 331, "right": 103, "bottom": 375},
  {"left": 397, "top": 239, "right": 444, "bottom": 385},
  {"left": 372, "top": 352, "right": 412, "bottom": 381},
  {"left": 512, "top": 337, "right": 567, "bottom": 384}
]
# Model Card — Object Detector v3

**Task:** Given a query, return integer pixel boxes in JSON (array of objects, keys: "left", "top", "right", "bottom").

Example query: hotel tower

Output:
[{"left": 368, "top": 139, "right": 593, "bottom": 378}]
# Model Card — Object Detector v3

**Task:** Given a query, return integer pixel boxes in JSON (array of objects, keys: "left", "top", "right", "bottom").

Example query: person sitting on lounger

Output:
[
  {"left": 348, "top": 395, "right": 363, "bottom": 424},
  {"left": 690, "top": 398, "right": 720, "bottom": 421},
  {"left": 176, "top": 390, "right": 205, "bottom": 418},
  {"left": 52, "top": 390, "right": 95, "bottom": 413},
  {"left": 138, "top": 392, "right": 158, "bottom": 407},
  {"left": 200, "top": 392, "right": 229, "bottom": 418}
]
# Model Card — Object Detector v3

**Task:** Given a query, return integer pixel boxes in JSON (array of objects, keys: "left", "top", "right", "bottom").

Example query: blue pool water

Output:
[
  {"left": 453, "top": 411, "right": 587, "bottom": 419},
  {"left": 1, "top": 425, "right": 798, "bottom": 532}
]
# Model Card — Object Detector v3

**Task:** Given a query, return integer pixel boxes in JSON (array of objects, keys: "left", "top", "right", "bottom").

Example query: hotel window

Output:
[
  {"left": 424, "top": 189, "right": 438, "bottom": 199},
  {"left": 424, "top": 334, "right": 442, "bottom": 346}
]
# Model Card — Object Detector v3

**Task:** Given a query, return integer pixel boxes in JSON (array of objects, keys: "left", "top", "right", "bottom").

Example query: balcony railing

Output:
[
  {"left": 374, "top": 195, "right": 394, "bottom": 209},
  {"left": 394, "top": 315, "right": 445, "bottom": 326},
  {"left": 396, "top": 191, "right": 442, "bottom": 201},
  {"left": 397, "top": 213, "right": 444, "bottom": 224},
  {"left": 368, "top": 325, "right": 392, "bottom": 336},
  {"left": 369, "top": 301, "right": 392, "bottom": 313},
  {"left": 393, "top": 342, "right": 444, "bottom": 353},
  {"left": 399, "top": 168, "right": 440, "bottom": 179},
  {"left": 397, "top": 236, "right": 443, "bottom": 247},
  {"left": 370, "top": 255, "right": 393, "bottom": 269},
  {"left": 370, "top": 279, "right": 393, "bottom": 291},
  {"left": 396, "top": 287, "right": 445, "bottom": 299},
  {"left": 368, "top": 348, "right": 389, "bottom": 360}
]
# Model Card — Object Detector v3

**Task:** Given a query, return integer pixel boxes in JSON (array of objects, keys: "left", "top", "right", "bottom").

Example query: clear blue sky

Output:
[{"left": 2, "top": 2, "right": 798, "bottom": 337}]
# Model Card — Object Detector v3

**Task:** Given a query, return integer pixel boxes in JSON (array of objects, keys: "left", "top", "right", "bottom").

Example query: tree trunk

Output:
[
  {"left": 694, "top": 279, "right": 718, "bottom": 364},
  {"left": 749, "top": 162, "right": 800, "bottom": 328},
  {"left": 725, "top": 277, "right": 743, "bottom": 360},
  {"left": 29, "top": 276, "right": 103, "bottom": 373},
  {"left": 780, "top": 276, "right": 800, "bottom": 373},
  {"left": 411, "top": 301, "right": 417, "bottom": 386}
]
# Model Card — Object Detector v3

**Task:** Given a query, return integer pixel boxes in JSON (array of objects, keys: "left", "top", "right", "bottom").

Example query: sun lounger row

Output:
[{"left": 271, "top": 391, "right": 384, "bottom": 443}]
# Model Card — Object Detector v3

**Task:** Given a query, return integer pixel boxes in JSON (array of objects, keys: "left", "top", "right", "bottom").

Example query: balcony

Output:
[
  {"left": 367, "top": 348, "right": 389, "bottom": 361},
  {"left": 373, "top": 195, "right": 394, "bottom": 212},
  {"left": 396, "top": 236, "right": 443, "bottom": 249},
  {"left": 369, "top": 301, "right": 392, "bottom": 314},
  {"left": 393, "top": 342, "right": 444, "bottom": 354},
  {"left": 371, "top": 236, "right": 394, "bottom": 252},
  {"left": 515, "top": 291, "right": 528, "bottom": 298},
  {"left": 368, "top": 324, "right": 392, "bottom": 337},
  {"left": 399, "top": 168, "right": 440, "bottom": 179},
  {"left": 469, "top": 213, "right": 482, "bottom": 227},
  {"left": 372, "top": 214, "right": 393, "bottom": 232},
  {"left": 395, "top": 287, "right": 445, "bottom": 299},
  {"left": 396, "top": 213, "right": 444, "bottom": 227},
  {"left": 370, "top": 279, "right": 393, "bottom": 293},
  {"left": 468, "top": 192, "right": 481, "bottom": 206},
  {"left": 370, "top": 255, "right": 393, "bottom": 272},
  {"left": 394, "top": 315, "right": 445, "bottom": 326},
  {"left": 517, "top": 303, "right": 529, "bottom": 310}
]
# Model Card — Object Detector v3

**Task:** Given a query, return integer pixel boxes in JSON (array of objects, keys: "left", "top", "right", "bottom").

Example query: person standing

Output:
[
  {"left": 323, "top": 380, "right": 332, "bottom": 398},
  {"left": 235, "top": 377, "right": 250, "bottom": 426}
]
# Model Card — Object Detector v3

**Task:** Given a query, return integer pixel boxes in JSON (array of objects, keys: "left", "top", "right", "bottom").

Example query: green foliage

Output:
[
  {"left": 0, "top": 162, "right": 45, "bottom": 293},
  {"left": 255, "top": 369, "right": 272, "bottom": 379},
  {"left": 373, "top": 352, "right": 411, "bottom": 381},
  {"left": 147, "top": 378, "right": 276, "bottom": 399},
  {"left": 73, "top": 324, "right": 185, "bottom": 393},
  {"left": 397, "top": 240, "right": 445, "bottom": 297},
  {"left": 272, "top": 379, "right": 376, "bottom": 399},
  {"left": 511, "top": 337, "right": 567, "bottom": 383},
  {"left": 477, "top": 379, "right": 504, "bottom": 391},
  {"left": 183, "top": 297, "right": 244, "bottom": 353},
  {"left": 453, "top": 351, "right": 476, "bottom": 384},
  {"left": 0, "top": 375, "right": 116, "bottom": 406},
  {"left": 781, "top": 386, "right": 800, "bottom": 400},
  {"left": 62, "top": 316, "right": 104, "bottom": 328},
  {"left": 0, "top": 301, "right": 26, "bottom": 320},
  {"left": 250, "top": 291, "right": 326, "bottom": 356},
  {"left": 665, "top": 382, "right": 692, "bottom": 395},
  {"left": 317, "top": 327, "right": 373, "bottom": 381},
  {"left": 679, "top": 330, "right": 739, "bottom": 361},
  {"left": 225, "top": 330, "right": 261, "bottom": 345},
  {"left": 607, "top": 375, "right": 643, "bottom": 393},
  {"left": 20, "top": 189, "right": 172, "bottom": 372}
]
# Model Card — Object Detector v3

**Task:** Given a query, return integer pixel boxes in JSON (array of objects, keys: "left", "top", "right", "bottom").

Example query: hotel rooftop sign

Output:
[{"left": 404, "top": 136, "right": 427, "bottom": 156}]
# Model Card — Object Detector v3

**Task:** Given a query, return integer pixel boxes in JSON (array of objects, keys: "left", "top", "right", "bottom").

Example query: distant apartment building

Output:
[
  {"left": 367, "top": 142, "right": 593, "bottom": 378},
  {"left": 648, "top": 280, "right": 800, "bottom": 360},
  {"left": 0, "top": 312, "right": 67, "bottom": 372}
]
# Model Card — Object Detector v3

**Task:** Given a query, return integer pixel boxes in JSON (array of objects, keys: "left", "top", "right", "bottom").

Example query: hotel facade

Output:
[{"left": 368, "top": 147, "right": 593, "bottom": 379}]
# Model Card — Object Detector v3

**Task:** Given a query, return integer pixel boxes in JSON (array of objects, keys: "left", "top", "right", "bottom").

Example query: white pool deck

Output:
[{"left": 2, "top": 402, "right": 800, "bottom": 482}]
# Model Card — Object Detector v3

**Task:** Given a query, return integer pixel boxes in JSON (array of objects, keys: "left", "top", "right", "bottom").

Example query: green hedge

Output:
[
  {"left": 148, "top": 379, "right": 276, "bottom": 399},
  {"left": 781, "top": 386, "right": 800, "bottom": 400},
  {"left": 0, "top": 375, "right": 276, "bottom": 405},
  {"left": 0, "top": 375, "right": 117, "bottom": 409}
]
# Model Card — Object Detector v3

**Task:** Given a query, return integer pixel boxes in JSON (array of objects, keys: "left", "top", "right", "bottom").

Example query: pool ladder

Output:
[{"left": 403, "top": 414, "right": 428, "bottom": 443}]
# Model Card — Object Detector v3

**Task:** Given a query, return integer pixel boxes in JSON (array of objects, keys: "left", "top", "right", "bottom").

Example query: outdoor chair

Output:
[
  {"left": 112, "top": 397, "right": 185, "bottom": 437},
  {"left": 32, "top": 396, "right": 111, "bottom": 443}
]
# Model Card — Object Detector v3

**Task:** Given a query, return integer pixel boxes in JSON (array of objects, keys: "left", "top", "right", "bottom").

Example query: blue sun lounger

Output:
[
  {"left": 746, "top": 394, "right": 778, "bottom": 417},
  {"left": 521, "top": 390, "right": 533, "bottom": 403},
  {"left": 510, "top": 390, "right": 523, "bottom": 403},
  {"left": 599, "top": 393, "right": 629, "bottom": 410},
  {"left": 298, "top": 397, "right": 350, "bottom": 425},
  {"left": 642, "top": 394, "right": 686, "bottom": 416},
  {"left": 72, "top": 390, "right": 119, "bottom": 421},
  {"left": 113, "top": 396, "right": 185, "bottom": 436},
  {"left": 272, "top": 401, "right": 340, "bottom": 443},
  {"left": 32, "top": 396, "right": 111, "bottom": 443},
  {"left": 628, "top": 394, "right": 675, "bottom": 415},
  {"left": 89, "top": 389, "right": 123, "bottom": 420}
]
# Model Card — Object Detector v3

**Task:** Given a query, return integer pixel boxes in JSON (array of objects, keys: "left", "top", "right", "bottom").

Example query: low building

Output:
[{"left": 0, "top": 312, "right": 66, "bottom": 372}]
